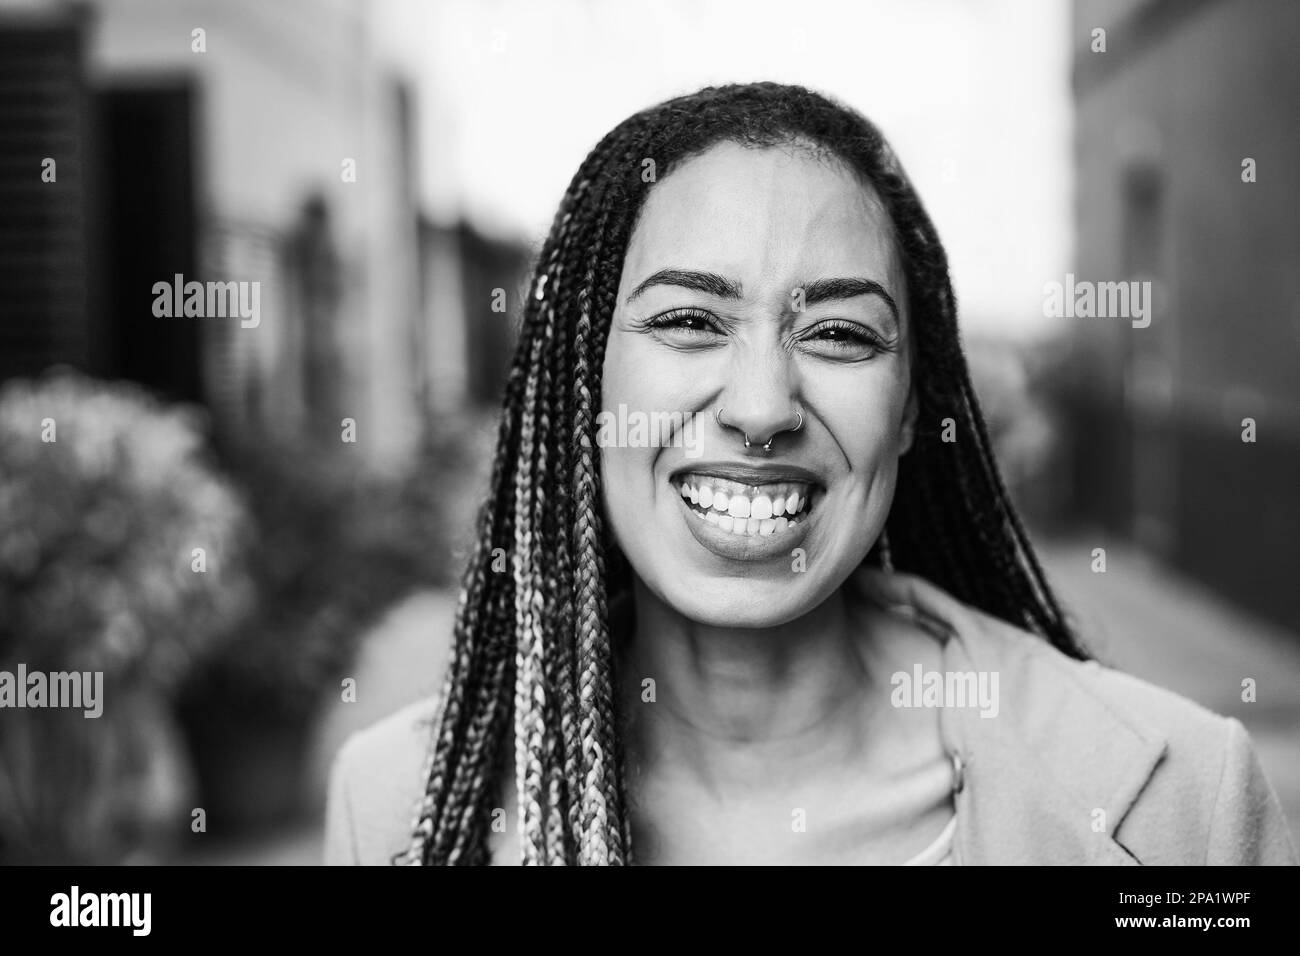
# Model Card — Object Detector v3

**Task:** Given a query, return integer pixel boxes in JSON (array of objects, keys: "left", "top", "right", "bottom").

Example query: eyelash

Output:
[
  {"left": 639, "top": 309, "right": 895, "bottom": 356},
  {"left": 640, "top": 308, "right": 718, "bottom": 335}
]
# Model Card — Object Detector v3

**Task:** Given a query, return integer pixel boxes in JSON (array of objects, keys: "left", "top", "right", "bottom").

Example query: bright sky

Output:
[{"left": 375, "top": 0, "right": 1074, "bottom": 338}]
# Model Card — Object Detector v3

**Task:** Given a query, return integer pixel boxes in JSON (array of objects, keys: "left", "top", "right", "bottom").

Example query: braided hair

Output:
[{"left": 396, "top": 82, "right": 1084, "bottom": 866}]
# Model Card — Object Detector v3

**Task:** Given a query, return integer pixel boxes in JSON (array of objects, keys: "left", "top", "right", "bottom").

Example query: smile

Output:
[{"left": 675, "top": 474, "right": 813, "bottom": 536}]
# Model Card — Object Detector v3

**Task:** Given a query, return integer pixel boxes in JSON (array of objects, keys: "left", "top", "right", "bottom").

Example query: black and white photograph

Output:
[{"left": 0, "top": 0, "right": 1297, "bottom": 904}]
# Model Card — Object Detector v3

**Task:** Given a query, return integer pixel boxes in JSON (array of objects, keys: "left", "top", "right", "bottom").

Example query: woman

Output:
[{"left": 325, "top": 83, "right": 1295, "bottom": 865}]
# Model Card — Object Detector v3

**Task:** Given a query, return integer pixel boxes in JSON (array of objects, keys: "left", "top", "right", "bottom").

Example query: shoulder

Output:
[
  {"left": 855, "top": 562, "right": 1234, "bottom": 743},
  {"left": 985, "top": 620, "right": 1295, "bottom": 863},
  {"left": 1010, "top": 629, "right": 1295, "bottom": 863},
  {"left": 973, "top": 602, "right": 1232, "bottom": 751},
  {"left": 324, "top": 695, "right": 440, "bottom": 865},
  {"left": 854, "top": 566, "right": 1297, "bottom": 864}
]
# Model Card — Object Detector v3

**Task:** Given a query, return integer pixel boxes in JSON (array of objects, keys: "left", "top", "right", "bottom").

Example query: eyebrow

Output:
[
  {"left": 627, "top": 269, "right": 742, "bottom": 302},
  {"left": 626, "top": 269, "right": 900, "bottom": 326},
  {"left": 801, "top": 277, "right": 900, "bottom": 326}
]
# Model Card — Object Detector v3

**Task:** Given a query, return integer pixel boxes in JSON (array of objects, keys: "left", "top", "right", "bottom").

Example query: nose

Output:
[{"left": 716, "top": 348, "right": 804, "bottom": 451}]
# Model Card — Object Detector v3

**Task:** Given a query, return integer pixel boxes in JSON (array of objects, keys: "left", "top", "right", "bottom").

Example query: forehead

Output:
[{"left": 622, "top": 140, "right": 904, "bottom": 296}]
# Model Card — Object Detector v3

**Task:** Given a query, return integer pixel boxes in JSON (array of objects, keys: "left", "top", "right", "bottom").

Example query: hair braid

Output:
[
  {"left": 534, "top": 292, "right": 573, "bottom": 865},
  {"left": 558, "top": 126, "right": 649, "bottom": 865},
  {"left": 531, "top": 224, "right": 586, "bottom": 865},
  {"left": 572, "top": 281, "right": 617, "bottom": 864},
  {"left": 511, "top": 331, "right": 549, "bottom": 863},
  {"left": 539, "top": 269, "right": 582, "bottom": 865}
]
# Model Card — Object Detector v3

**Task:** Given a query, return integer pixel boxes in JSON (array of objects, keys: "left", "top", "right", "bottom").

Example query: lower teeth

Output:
[{"left": 690, "top": 505, "right": 801, "bottom": 535}]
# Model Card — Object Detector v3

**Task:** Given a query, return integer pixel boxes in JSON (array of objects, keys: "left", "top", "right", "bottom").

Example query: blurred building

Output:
[
  {"left": 0, "top": 0, "right": 526, "bottom": 472},
  {"left": 1061, "top": 0, "right": 1300, "bottom": 632},
  {"left": 418, "top": 216, "right": 529, "bottom": 417}
]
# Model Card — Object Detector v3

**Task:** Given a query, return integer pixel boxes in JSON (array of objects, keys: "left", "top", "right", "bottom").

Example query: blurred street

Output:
[{"left": 180, "top": 537, "right": 1300, "bottom": 865}]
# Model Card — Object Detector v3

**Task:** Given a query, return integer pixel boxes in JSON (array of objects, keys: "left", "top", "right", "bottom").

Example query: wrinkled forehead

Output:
[{"left": 621, "top": 140, "right": 907, "bottom": 309}]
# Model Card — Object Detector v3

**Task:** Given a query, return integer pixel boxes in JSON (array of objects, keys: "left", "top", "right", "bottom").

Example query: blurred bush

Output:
[
  {"left": 171, "top": 415, "right": 483, "bottom": 830},
  {"left": 0, "top": 364, "right": 490, "bottom": 857},
  {"left": 0, "top": 369, "right": 254, "bottom": 863}
]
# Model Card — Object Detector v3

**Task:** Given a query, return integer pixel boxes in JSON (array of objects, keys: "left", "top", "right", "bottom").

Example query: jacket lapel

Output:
[{"left": 934, "top": 615, "right": 1168, "bottom": 865}]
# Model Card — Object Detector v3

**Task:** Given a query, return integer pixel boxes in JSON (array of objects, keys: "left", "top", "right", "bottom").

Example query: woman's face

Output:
[{"left": 601, "top": 140, "right": 916, "bottom": 628}]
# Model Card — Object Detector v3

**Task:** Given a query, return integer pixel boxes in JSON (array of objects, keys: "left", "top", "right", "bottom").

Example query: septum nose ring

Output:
[{"left": 715, "top": 407, "right": 805, "bottom": 452}]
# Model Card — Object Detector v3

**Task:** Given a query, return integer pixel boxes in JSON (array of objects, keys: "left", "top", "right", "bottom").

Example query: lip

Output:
[
  {"left": 674, "top": 489, "right": 813, "bottom": 561},
  {"left": 668, "top": 460, "right": 825, "bottom": 487}
]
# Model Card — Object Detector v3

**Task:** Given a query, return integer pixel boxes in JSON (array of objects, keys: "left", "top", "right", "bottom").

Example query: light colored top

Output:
[
  {"left": 325, "top": 568, "right": 1298, "bottom": 865},
  {"left": 903, "top": 814, "right": 956, "bottom": 866},
  {"left": 899, "top": 750, "right": 959, "bottom": 866}
]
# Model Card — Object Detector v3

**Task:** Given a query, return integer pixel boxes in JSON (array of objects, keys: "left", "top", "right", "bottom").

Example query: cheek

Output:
[
  {"left": 598, "top": 331, "right": 667, "bottom": 525},
  {"left": 818, "top": 365, "right": 913, "bottom": 470},
  {"left": 603, "top": 326, "right": 666, "bottom": 414},
  {"left": 604, "top": 325, "right": 699, "bottom": 406}
]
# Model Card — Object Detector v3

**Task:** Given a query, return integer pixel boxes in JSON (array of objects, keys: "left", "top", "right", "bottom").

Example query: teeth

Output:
[{"left": 677, "top": 475, "right": 816, "bottom": 536}]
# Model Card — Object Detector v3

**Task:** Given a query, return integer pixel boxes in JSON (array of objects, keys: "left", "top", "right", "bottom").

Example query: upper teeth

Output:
[{"left": 675, "top": 475, "right": 812, "bottom": 535}]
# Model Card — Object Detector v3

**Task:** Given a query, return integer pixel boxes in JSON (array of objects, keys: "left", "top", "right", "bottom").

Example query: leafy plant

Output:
[
  {"left": 0, "top": 369, "right": 254, "bottom": 862},
  {"left": 0, "top": 369, "right": 254, "bottom": 688}
]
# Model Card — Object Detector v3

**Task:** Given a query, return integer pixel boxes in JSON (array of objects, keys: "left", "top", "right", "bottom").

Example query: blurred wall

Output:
[
  {"left": 1062, "top": 0, "right": 1300, "bottom": 633},
  {"left": 2, "top": 0, "right": 425, "bottom": 471},
  {"left": 418, "top": 217, "right": 528, "bottom": 416}
]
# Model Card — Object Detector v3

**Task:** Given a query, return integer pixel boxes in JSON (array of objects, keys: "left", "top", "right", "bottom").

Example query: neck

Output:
[{"left": 620, "top": 575, "right": 887, "bottom": 795}]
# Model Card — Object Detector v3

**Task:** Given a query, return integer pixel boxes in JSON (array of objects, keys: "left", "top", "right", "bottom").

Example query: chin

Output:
[
  {"left": 648, "top": 573, "right": 827, "bottom": 630},
  {"left": 689, "top": 603, "right": 811, "bottom": 630}
]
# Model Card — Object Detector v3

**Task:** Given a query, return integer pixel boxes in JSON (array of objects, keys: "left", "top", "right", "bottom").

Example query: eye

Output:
[
  {"left": 639, "top": 308, "right": 725, "bottom": 346},
  {"left": 798, "top": 320, "right": 894, "bottom": 360}
]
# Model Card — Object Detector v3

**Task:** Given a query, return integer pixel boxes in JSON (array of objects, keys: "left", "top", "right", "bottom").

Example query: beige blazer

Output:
[{"left": 324, "top": 570, "right": 1297, "bottom": 865}]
